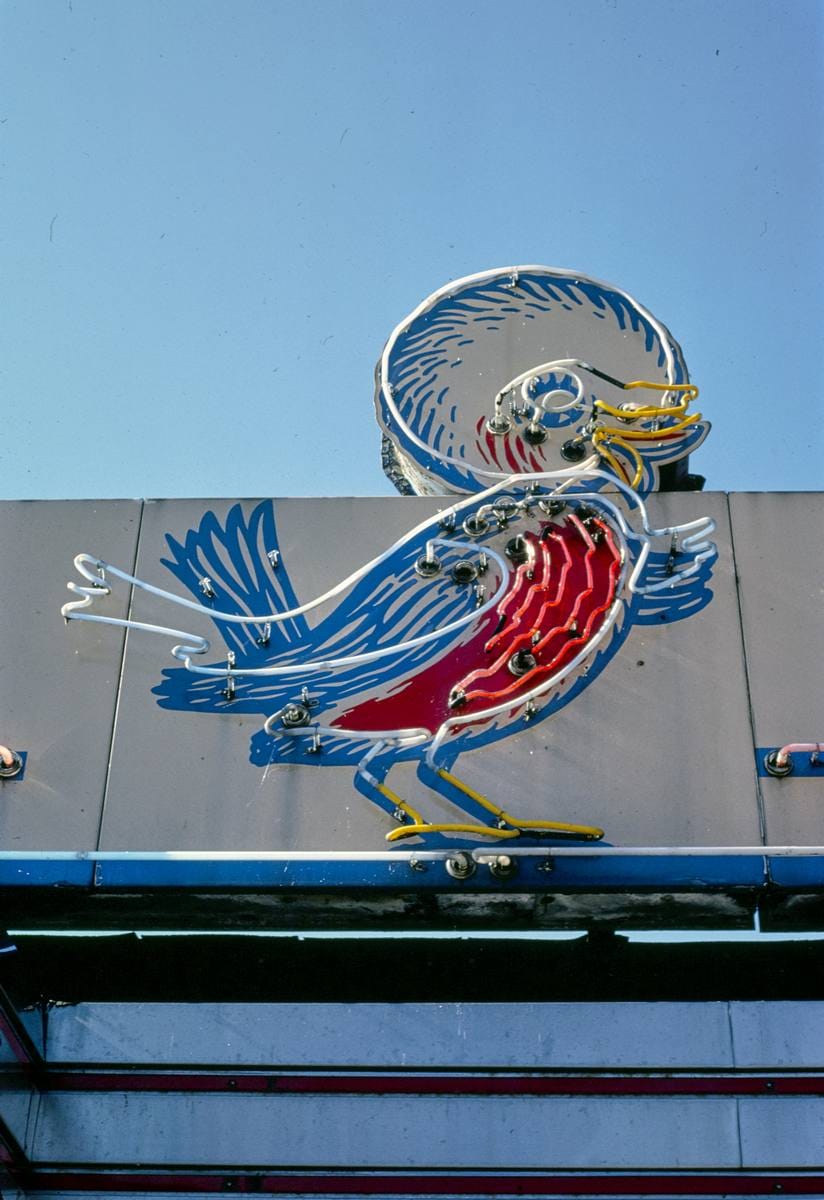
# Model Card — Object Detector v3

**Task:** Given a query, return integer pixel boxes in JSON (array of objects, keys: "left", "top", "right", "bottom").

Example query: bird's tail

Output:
[{"left": 160, "top": 500, "right": 310, "bottom": 660}]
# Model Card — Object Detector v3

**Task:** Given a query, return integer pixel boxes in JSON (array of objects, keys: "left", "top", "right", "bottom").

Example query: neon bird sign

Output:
[{"left": 63, "top": 267, "right": 715, "bottom": 846}]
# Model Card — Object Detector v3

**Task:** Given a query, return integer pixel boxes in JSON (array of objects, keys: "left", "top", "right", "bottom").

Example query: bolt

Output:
[
  {"left": 446, "top": 852, "right": 475, "bottom": 880},
  {"left": 463, "top": 514, "right": 490, "bottom": 537},
  {"left": 523, "top": 422, "right": 548, "bottom": 446},
  {"left": 561, "top": 439, "right": 586, "bottom": 463},
  {"left": 508, "top": 649, "right": 537, "bottom": 677},
  {"left": 281, "top": 704, "right": 311, "bottom": 729},
  {"left": 415, "top": 554, "right": 441, "bottom": 578},
  {"left": 505, "top": 535, "right": 529, "bottom": 565},
  {"left": 486, "top": 415, "right": 512, "bottom": 436},
  {"left": 489, "top": 855, "right": 518, "bottom": 881},
  {"left": 0, "top": 751, "right": 23, "bottom": 780},
  {"left": 451, "top": 561, "right": 478, "bottom": 585}
]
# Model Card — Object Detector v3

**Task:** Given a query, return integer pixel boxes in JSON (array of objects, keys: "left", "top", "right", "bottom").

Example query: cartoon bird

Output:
[
  {"left": 62, "top": 267, "right": 715, "bottom": 845},
  {"left": 63, "top": 470, "right": 715, "bottom": 845}
]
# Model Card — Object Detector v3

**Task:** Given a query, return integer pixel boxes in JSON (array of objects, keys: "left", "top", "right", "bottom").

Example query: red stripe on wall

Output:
[
  {"left": 41, "top": 1070, "right": 824, "bottom": 1096},
  {"left": 24, "top": 1170, "right": 824, "bottom": 1196}
]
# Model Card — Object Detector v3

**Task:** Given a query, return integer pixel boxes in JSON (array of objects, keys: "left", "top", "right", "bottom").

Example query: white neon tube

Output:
[
  {"left": 472, "top": 846, "right": 824, "bottom": 859},
  {"left": 0, "top": 846, "right": 822, "bottom": 864},
  {"left": 773, "top": 742, "right": 823, "bottom": 768},
  {"left": 62, "top": 467, "right": 595, "bottom": 627}
]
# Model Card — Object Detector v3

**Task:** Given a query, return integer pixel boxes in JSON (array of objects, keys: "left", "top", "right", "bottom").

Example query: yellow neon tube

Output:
[
  {"left": 601, "top": 411, "right": 702, "bottom": 442},
  {"left": 387, "top": 822, "right": 520, "bottom": 842},
  {"left": 592, "top": 432, "right": 644, "bottom": 490},
  {"left": 593, "top": 380, "right": 699, "bottom": 423},
  {"left": 375, "top": 781, "right": 425, "bottom": 827},
  {"left": 437, "top": 769, "right": 604, "bottom": 840}
]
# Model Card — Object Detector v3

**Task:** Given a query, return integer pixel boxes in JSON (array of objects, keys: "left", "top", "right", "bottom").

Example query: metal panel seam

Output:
[
  {"left": 727, "top": 493, "right": 769, "bottom": 854},
  {"left": 727, "top": 1002, "right": 738, "bottom": 1069},
  {"left": 94, "top": 501, "right": 145, "bottom": 854},
  {"left": 25, "top": 1080, "right": 43, "bottom": 1165}
]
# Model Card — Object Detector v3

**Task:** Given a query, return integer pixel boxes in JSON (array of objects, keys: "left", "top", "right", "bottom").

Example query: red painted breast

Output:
[{"left": 332, "top": 515, "right": 622, "bottom": 736}]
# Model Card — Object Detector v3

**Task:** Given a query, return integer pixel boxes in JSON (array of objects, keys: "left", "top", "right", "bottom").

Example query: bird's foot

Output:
[
  {"left": 386, "top": 821, "right": 520, "bottom": 843},
  {"left": 432, "top": 767, "right": 605, "bottom": 842}
]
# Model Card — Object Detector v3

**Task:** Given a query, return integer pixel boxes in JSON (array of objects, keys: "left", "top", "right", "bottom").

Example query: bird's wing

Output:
[{"left": 154, "top": 500, "right": 485, "bottom": 732}]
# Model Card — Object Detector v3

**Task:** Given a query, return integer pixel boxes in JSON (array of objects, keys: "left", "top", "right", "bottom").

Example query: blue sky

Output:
[{"left": 1, "top": 0, "right": 821, "bottom": 498}]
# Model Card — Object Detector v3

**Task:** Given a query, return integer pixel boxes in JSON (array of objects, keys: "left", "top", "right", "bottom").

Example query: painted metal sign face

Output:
[
  {"left": 63, "top": 471, "right": 715, "bottom": 847},
  {"left": 376, "top": 267, "right": 709, "bottom": 497}
]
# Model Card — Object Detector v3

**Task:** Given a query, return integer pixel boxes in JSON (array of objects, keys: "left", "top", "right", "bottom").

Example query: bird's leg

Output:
[
  {"left": 420, "top": 760, "right": 605, "bottom": 842},
  {"left": 354, "top": 742, "right": 427, "bottom": 832},
  {"left": 354, "top": 743, "right": 523, "bottom": 843}
]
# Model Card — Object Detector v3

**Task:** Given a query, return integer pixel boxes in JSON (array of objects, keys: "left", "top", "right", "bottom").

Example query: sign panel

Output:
[{"left": 0, "top": 267, "right": 820, "bottom": 918}]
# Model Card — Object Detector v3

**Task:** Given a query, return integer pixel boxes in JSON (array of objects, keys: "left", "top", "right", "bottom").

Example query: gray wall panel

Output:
[
  {"left": 0, "top": 1087, "right": 35, "bottom": 1154},
  {"left": 729, "top": 493, "right": 824, "bottom": 846},
  {"left": 42, "top": 1001, "right": 735, "bottom": 1068},
  {"left": 31, "top": 1091, "right": 741, "bottom": 1168},
  {"left": 0, "top": 501, "right": 140, "bottom": 849},
  {"left": 739, "top": 1097, "right": 824, "bottom": 1167},
  {"left": 730, "top": 1002, "right": 824, "bottom": 1068}
]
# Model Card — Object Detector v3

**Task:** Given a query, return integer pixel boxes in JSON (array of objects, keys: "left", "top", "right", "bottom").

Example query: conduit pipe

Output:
[{"left": 765, "top": 742, "right": 823, "bottom": 776}]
